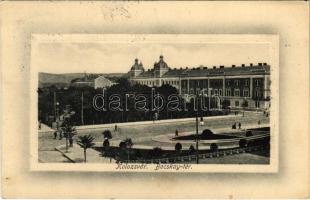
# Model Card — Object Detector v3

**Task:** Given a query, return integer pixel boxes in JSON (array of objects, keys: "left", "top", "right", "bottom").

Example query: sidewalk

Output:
[
  {"left": 38, "top": 123, "right": 55, "bottom": 133},
  {"left": 75, "top": 114, "right": 238, "bottom": 130},
  {"left": 55, "top": 144, "right": 115, "bottom": 163}
]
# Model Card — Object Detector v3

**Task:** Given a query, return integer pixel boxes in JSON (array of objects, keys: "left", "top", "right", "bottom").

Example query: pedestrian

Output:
[
  {"left": 238, "top": 122, "right": 241, "bottom": 129},
  {"left": 232, "top": 123, "right": 236, "bottom": 129},
  {"left": 59, "top": 131, "right": 63, "bottom": 140},
  {"left": 53, "top": 131, "right": 57, "bottom": 139},
  {"left": 115, "top": 124, "right": 118, "bottom": 132},
  {"left": 175, "top": 129, "right": 179, "bottom": 137}
]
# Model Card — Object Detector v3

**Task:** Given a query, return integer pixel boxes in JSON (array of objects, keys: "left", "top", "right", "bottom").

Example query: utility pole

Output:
[
  {"left": 53, "top": 91, "right": 57, "bottom": 121},
  {"left": 81, "top": 90, "right": 84, "bottom": 125},
  {"left": 196, "top": 91, "right": 199, "bottom": 164}
]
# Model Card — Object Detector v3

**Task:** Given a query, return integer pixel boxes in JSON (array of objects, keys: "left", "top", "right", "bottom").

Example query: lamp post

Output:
[
  {"left": 56, "top": 102, "right": 60, "bottom": 120},
  {"left": 56, "top": 102, "right": 60, "bottom": 130},
  {"left": 195, "top": 91, "right": 204, "bottom": 164}
]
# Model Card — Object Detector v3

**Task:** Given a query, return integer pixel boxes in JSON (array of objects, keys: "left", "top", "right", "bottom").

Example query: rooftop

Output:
[{"left": 133, "top": 63, "right": 270, "bottom": 79}]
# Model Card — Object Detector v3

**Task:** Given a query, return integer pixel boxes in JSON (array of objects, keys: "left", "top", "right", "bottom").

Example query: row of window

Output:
[
  {"left": 136, "top": 79, "right": 262, "bottom": 87},
  {"left": 137, "top": 80, "right": 179, "bottom": 86},
  {"left": 186, "top": 88, "right": 262, "bottom": 98},
  {"left": 186, "top": 79, "right": 262, "bottom": 87},
  {"left": 162, "top": 80, "right": 179, "bottom": 85}
]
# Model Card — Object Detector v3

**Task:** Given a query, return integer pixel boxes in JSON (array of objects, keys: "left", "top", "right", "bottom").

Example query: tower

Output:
[
  {"left": 129, "top": 58, "right": 144, "bottom": 77},
  {"left": 154, "top": 55, "right": 170, "bottom": 78}
]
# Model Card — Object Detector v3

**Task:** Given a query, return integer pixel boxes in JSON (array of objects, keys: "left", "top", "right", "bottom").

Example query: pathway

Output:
[{"left": 55, "top": 144, "right": 115, "bottom": 163}]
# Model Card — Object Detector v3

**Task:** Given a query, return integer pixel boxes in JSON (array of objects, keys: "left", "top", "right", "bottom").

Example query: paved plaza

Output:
[{"left": 38, "top": 111, "right": 269, "bottom": 163}]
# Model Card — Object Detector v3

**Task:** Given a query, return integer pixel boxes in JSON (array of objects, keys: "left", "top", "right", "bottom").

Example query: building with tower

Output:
[{"left": 128, "top": 55, "right": 271, "bottom": 110}]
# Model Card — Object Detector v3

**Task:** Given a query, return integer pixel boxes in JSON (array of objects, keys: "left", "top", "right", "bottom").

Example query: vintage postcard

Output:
[
  {"left": 2, "top": 1, "right": 309, "bottom": 198},
  {"left": 30, "top": 34, "right": 279, "bottom": 172}
]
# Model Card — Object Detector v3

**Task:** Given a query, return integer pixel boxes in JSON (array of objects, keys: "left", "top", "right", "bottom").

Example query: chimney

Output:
[{"left": 241, "top": 64, "right": 245, "bottom": 67}]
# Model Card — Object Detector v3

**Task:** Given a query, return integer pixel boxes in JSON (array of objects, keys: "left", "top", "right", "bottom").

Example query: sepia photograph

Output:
[
  {"left": 1, "top": 1, "right": 308, "bottom": 198},
  {"left": 31, "top": 34, "right": 278, "bottom": 172}
]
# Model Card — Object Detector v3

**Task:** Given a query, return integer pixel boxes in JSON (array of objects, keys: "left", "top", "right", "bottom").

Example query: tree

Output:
[
  {"left": 124, "top": 138, "right": 133, "bottom": 161},
  {"left": 175, "top": 142, "right": 182, "bottom": 153},
  {"left": 189, "top": 145, "right": 195, "bottom": 154},
  {"left": 118, "top": 138, "right": 134, "bottom": 161},
  {"left": 60, "top": 119, "right": 77, "bottom": 152},
  {"left": 76, "top": 134, "right": 95, "bottom": 162},
  {"left": 102, "top": 139, "right": 110, "bottom": 156},
  {"left": 102, "top": 130, "right": 112, "bottom": 139}
]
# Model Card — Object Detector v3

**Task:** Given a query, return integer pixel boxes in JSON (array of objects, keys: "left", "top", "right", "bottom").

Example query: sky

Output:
[{"left": 32, "top": 42, "right": 271, "bottom": 74}]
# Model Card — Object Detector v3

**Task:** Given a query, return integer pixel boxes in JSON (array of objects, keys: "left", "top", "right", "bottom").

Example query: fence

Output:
[{"left": 123, "top": 145, "right": 269, "bottom": 164}]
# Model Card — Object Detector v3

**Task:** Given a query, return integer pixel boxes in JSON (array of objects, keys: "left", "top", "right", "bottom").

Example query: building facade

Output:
[
  {"left": 71, "top": 74, "right": 116, "bottom": 89},
  {"left": 128, "top": 55, "right": 271, "bottom": 110}
]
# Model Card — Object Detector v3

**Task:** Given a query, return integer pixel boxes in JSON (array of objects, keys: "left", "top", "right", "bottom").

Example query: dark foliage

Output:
[
  {"left": 210, "top": 143, "right": 218, "bottom": 152},
  {"left": 102, "top": 130, "right": 112, "bottom": 139},
  {"left": 239, "top": 139, "right": 247, "bottom": 148},
  {"left": 175, "top": 142, "right": 182, "bottom": 152},
  {"left": 246, "top": 130, "right": 253, "bottom": 137},
  {"left": 38, "top": 78, "right": 227, "bottom": 126}
]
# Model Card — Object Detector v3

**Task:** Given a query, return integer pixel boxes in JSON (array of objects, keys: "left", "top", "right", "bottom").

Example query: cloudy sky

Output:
[{"left": 33, "top": 42, "right": 271, "bottom": 74}]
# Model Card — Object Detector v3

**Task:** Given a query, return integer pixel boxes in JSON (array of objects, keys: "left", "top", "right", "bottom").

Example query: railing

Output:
[{"left": 122, "top": 145, "right": 269, "bottom": 164}]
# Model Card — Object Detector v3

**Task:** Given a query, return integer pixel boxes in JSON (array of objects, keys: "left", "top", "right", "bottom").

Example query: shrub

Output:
[
  {"left": 119, "top": 141, "right": 126, "bottom": 149},
  {"left": 124, "top": 138, "right": 133, "bottom": 148},
  {"left": 189, "top": 145, "right": 195, "bottom": 154},
  {"left": 202, "top": 129, "right": 214, "bottom": 136},
  {"left": 210, "top": 143, "right": 218, "bottom": 152},
  {"left": 175, "top": 142, "right": 182, "bottom": 152},
  {"left": 239, "top": 139, "right": 247, "bottom": 148},
  {"left": 102, "top": 130, "right": 112, "bottom": 139},
  {"left": 151, "top": 147, "right": 163, "bottom": 158}
]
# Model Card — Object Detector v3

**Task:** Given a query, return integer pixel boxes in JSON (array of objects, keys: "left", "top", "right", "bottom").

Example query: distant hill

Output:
[{"left": 39, "top": 72, "right": 125, "bottom": 88}]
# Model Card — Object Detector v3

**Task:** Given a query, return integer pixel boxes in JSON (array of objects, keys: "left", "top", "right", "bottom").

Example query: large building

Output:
[{"left": 128, "top": 55, "right": 271, "bottom": 110}]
